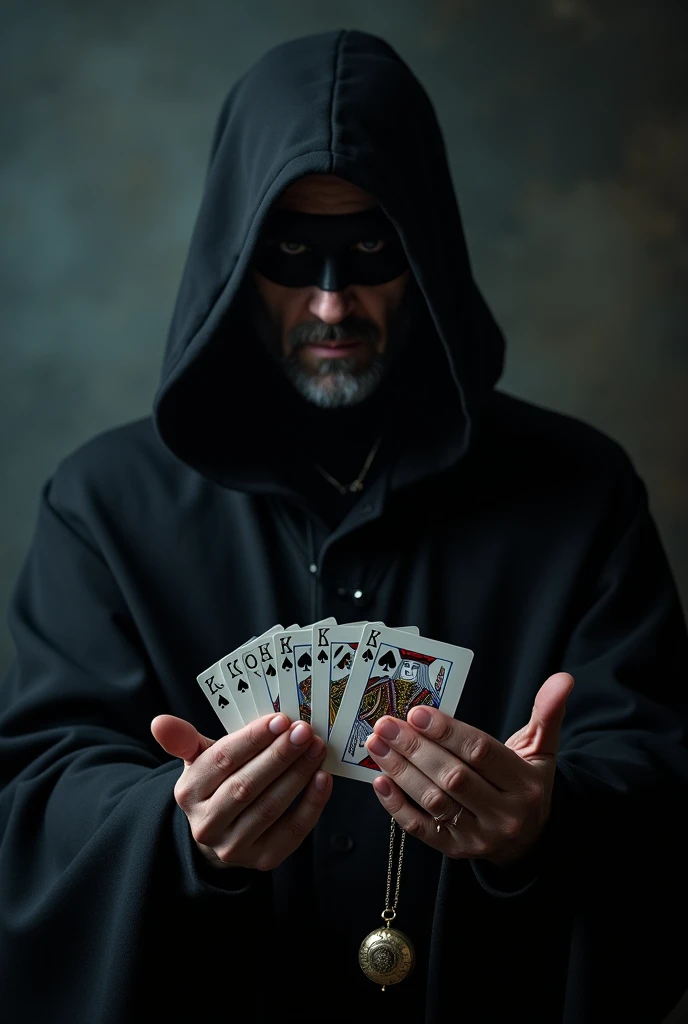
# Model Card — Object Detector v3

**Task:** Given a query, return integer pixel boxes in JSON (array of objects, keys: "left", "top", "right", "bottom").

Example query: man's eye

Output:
[
  {"left": 278, "top": 242, "right": 308, "bottom": 255},
  {"left": 355, "top": 240, "right": 385, "bottom": 253}
]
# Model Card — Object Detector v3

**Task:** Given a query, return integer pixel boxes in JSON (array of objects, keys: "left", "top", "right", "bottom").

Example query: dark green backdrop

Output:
[
  {"left": 2, "top": 3, "right": 687, "bottom": 682},
  {"left": 2, "top": 0, "right": 683, "bottom": 663},
  {"left": 1, "top": 3, "right": 687, "bottom": 1018}
]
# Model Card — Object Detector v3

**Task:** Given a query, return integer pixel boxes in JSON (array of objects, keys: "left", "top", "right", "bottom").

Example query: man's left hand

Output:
[{"left": 364, "top": 672, "right": 575, "bottom": 867}]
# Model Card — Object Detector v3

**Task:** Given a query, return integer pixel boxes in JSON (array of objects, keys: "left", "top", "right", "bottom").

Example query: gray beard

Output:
[
  {"left": 281, "top": 353, "right": 386, "bottom": 408},
  {"left": 245, "top": 274, "right": 420, "bottom": 409}
]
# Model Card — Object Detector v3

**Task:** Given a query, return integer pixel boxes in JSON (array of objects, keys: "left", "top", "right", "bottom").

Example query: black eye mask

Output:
[{"left": 252, "top": 208, "right": 409, "bottom": 290}]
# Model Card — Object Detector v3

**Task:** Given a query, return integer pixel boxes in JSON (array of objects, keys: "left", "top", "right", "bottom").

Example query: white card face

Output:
[
  {"left": 275, "top": 617, "right": 336, "bottom": 726},
  {"left": 219, "top": 645, "right": 261, "bottom": 723},
  {"left": 241, "top": 626, "right": 284, "bottom": 717},
  {"left": 310, "top": 623, "right": 419, "bottom": 743},
  {"left": 324, "top": 623, "right": 473, "bottom": 783},
  {"left": 196, "top": 660, "right": 245, "bottom": 734},
  {"left": 311, "top": 622, "right": 360, "bottom": 742}
]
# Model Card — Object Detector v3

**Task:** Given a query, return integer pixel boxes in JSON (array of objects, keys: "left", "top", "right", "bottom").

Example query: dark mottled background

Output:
[{"left": 1, "top": 0, "right": 687, "bottom": 1017}]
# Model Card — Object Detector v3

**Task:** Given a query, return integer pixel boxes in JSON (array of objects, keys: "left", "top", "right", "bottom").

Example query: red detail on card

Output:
[{"left": 398, "top": 648, "right": 435, "bottom": 665}]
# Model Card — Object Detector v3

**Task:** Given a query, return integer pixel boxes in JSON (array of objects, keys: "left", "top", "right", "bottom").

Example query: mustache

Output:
[{"left": 288, "top": 316, "right": 380, "bottom": 352}]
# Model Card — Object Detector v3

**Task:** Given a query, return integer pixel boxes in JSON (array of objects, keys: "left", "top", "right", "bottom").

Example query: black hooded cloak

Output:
[{"left": 1, "top": 29, "right": 687, "bottom": 1024}]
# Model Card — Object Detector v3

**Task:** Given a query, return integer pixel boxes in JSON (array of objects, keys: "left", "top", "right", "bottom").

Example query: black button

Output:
[
  {"left": 337, "top": 587, "right": 346, "bottom": 597},
  {"left": 330, "top": 833, "right": 355, "bottom": 854}
]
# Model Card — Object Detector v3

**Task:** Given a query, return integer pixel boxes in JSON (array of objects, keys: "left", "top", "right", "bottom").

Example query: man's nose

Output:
[{"left": 307, "top": 287, "right": 352, "bottom": 324}]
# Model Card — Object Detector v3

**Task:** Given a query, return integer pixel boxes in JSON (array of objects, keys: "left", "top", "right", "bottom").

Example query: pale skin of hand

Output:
[
  {"left": 151, "top": 713, "right": 333, "bottom": 870},
  {"left": 364, "top": 672, "right": 575, "bottom": 867}
]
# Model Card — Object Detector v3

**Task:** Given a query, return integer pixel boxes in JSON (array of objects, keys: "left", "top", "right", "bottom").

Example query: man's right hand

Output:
[{"left": 150, "top": 712, "right": 332, "bottom": 871}]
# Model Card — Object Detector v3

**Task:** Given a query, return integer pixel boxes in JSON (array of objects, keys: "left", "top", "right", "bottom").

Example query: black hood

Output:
[{"left": 153, "top": 29, "right": 506, "bottom": 494}]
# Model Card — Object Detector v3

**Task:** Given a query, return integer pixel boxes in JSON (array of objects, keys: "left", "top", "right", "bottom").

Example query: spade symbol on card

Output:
[
  {"left": 266, "top": 664, "right": 276, "bottom": 677},
  {"left": 317, "top": 650, "right": 328, "bottom": 664},
  {"left": 217, "top": 695, "right": 229, "bottom": 709},
  {"left": 282, "top": 657, "right": 293, "bottom": 670},
  {"left": 378, "top": 650, "right": 397, "bottom": 672},
  {"left": 237, "top": 680, "right": 248, "bottom": 692},
  {"left": 362, "top": 649, "right": 374, "bottom": 662},
  {"left": 297, "top": 652, "right": 312, "bottom": 671}
]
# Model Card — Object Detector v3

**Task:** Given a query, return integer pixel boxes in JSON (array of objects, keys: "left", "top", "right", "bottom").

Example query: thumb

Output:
[
  {"left": 151, "top": 714, "right": 215, "bottom": 768},
  {"left": 505, "top": 672, "right": 575, "bottom": 763}
]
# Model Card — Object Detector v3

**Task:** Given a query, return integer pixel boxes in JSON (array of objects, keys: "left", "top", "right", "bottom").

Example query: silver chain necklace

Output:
[{"left": 314, "top": 435, "right": 383, "bottom": 495}]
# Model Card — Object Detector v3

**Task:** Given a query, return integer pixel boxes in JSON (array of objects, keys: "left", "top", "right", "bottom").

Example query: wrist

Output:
[
  {"left": 195, "top": 841, "right": 240, "bottom": 870},
  {"left": 191, "top": 839, "right": 255, "bottom": 892},
  {"left": 485, "top": 815, "right": 549, "bottom": 869},
  {"left": 472, "top": 834, "right": 544, "bottom": 897}
]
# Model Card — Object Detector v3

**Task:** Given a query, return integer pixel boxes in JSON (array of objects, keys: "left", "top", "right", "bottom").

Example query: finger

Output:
[
  {"left": 176, "top": 713, "right": 294, "bottom": 804},
  {"left": 251, "top": 768, "right": 333, "bottom": 871},
  {"left": 367, "top": 719, "right": 507, "bottom": 819},
  {"left": 371, "top": 774, "right": 479, "bottom": 859},
  {"left": 365, "top": 728, "right": 500, "bottom": 822},
  {"left": 506, "top": 673, "right": 574, "bottom": 763},
  {"left": 151, "top": 714, "right": 215, "bottom": 766},
  {"left": 227, "top": 737, "right": 327, "bottom": 848},
  {"left": 201, "top": 719, "right": 315, "bottom": 825},
  {"left": 405, "top": 707, "right": 526, "bottom": 790}
]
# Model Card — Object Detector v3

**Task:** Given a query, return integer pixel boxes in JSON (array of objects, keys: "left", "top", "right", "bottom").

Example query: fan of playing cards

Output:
[{"left": 197, "top": 620, "right": 474, "bottom": 783}]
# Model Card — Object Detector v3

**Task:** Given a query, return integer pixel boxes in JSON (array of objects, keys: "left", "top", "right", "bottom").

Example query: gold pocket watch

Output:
[{"left": 358, "top": 819, "right": 415, "bottom": 990}]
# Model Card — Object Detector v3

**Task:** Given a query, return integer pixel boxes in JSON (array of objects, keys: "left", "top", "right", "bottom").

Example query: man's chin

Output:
[{"left": 282, "top": 360, "right": 386, "bottom": 409}]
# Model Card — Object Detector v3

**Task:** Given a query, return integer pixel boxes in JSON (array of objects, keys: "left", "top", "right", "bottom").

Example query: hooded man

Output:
[{"left": 1, "top": 28, "right": 688, "bottom": 1024}]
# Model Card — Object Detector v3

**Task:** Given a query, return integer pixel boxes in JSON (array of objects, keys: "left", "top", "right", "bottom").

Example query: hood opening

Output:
[{"left": 153, "top": 29, "right": 505, "bottom": 494}]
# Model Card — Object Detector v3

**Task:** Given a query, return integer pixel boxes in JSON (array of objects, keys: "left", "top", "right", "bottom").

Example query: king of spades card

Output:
[{"left": 347, "top": 647, "right": 441, "bottom": 769}]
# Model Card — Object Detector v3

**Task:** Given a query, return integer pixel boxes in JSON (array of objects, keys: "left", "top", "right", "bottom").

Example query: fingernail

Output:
[
  {"left": 305, "top": 738, "right": 324, "bottom": 760},
  {"left": 314, "top": 770, "right": 329, "bottom": 792},
  {"left": 290, "top": 722, "right": 310, "bottom": 746},
  {"left": 366, "top": 734, "right": 390, "bottom": 758},
  {"left": 374, "top": 777, "right": 392, "bottom": 797},
  {"left": 409, "top": 707, "right": 432, "bottom": 730},
  {"left": 269, "top": 714, "right": 289, "bottom": 736},
  {"left": 376, "top": 718, "right": 399, "bottom": 741}
]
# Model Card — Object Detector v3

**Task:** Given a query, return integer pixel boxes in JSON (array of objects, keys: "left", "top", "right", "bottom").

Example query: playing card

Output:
[
  {"left": 275, "top": 618, "right": 336, "bottom": 728},
  {"left": 240, "top": 624, "right": 291, "bottom": 717},
  {"left": 324, "top": 623, "right": 474, "bottom": 783},
  {"left": 197, "top": 659, "right": 245, "bottom": 734},
  {"left": 311, "top": 623, "right": 420, "bottom": 743},
  {"left": 219, "top": 624, "right": 285, "bottom": 723}
]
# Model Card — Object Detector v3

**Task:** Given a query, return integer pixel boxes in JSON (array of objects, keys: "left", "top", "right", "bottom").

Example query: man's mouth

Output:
[{"left": 304, "top": 339, "right": 365, "bottom": 359}]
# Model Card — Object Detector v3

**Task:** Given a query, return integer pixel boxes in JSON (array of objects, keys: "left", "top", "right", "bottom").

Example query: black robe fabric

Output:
[{"left": 2, "top": 29, "right": 688, "bottom": 1024}]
